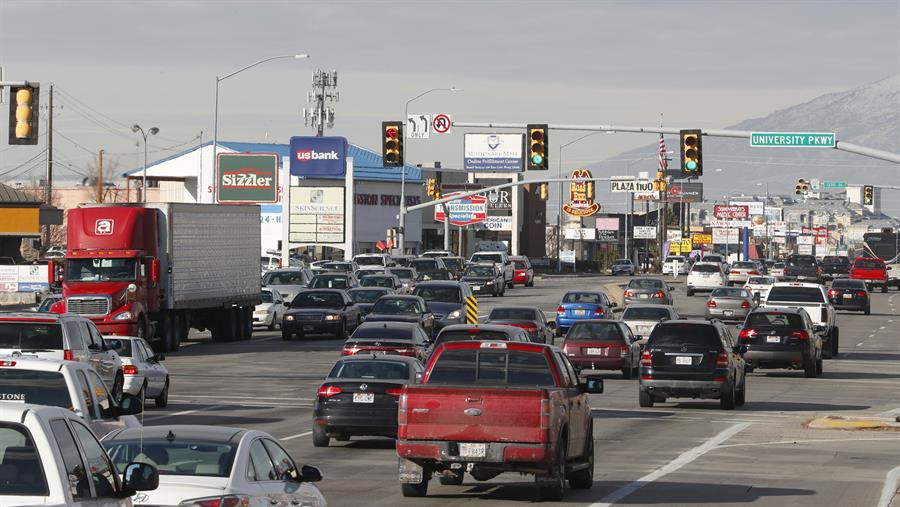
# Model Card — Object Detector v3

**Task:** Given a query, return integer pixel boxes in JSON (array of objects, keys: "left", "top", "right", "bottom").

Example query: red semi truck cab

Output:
[
  {"left": 396, "top": 341, "right": 603, "bottom": 500},
  {"left": 51, "top": 206, "right": 162, "bottom": 338}
]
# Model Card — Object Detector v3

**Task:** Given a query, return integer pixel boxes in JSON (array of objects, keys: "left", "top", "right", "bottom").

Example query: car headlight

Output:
[
  {"left": 285, "top": 315, "right": 295, "bottom": 321},
  {"left": 324, "top": 314, "right": 340, "bottom": 321},
  {"left": 112, "top": 311, "right": 133, "bottom": 321},
  {"left": 447, "top": 309, "right": 462, "bottom": 320},
  {"left": 485, "top": 281, "right": 494, "bottom": 285}
]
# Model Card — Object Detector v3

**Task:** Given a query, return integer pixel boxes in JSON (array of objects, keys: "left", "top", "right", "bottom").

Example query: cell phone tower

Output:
[{"left": 302, "top": 70, "right": 338, "bottom": 136}]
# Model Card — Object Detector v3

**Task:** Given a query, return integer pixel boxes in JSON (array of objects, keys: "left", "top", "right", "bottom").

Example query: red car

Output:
[
  {"left": 510, "top": 256, "right": 534, "bottom": 287},
  {"left": 562, "top": 319, "right": 642, "bottom": 378},
  {"left": 850, "top": 257, "right": 888, "bottom": 293}
]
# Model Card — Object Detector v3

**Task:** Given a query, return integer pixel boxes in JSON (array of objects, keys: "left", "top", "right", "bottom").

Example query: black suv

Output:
[
  {"left": 820, "top": 256, "right": 851, "bottom": 281},
  {"left": 460, "top": 263, "right": 506, "bottom": 297},
  {"left": 639, "top": 320, "right": 747, "bottom": 410},
  {"left": 783, "top": 254, "right": 820, "bottom": 283},
  {"left": 737, "top": 308, "right": 823, "bottom": 377}
]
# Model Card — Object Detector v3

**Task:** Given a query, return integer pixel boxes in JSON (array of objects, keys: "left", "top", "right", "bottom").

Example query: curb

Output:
[
  {"left": 808, "top": 416, "right": 900, "bottom": 431},
  {"left": 879, "top": 465, "right": 900, "bottom": 507}
]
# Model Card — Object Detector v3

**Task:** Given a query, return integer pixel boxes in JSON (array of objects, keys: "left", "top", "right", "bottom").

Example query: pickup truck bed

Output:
[{"left": 762, "top": 282, "right": 839, "bottom": 358}]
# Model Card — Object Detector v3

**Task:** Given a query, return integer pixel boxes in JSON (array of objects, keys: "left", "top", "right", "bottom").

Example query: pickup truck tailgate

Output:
[{"left": 402, "top": 386, "right": 545, "bottom": 443}]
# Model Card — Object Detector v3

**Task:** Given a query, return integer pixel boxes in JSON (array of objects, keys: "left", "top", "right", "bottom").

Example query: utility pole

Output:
[
  {"left": 42, "top": 85, "right": 54, "bottom": 249},
  {"left": 97, "top": 149, "right": 104, "bottom": 203}
]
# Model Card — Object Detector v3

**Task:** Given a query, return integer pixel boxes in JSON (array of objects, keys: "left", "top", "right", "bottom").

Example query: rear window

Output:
[
  {"left": 831, "top": 279, "right": 866, "bottom": 289},
  {"left": 746, "top": 312, "right": 805, "bottom": 330},
  {"left": 351, "top": 325, "right": 413, "bottom": 340},
  {"left": 0, "top": 323, "right": 64, "bottom": 350},
  {"left": 823, "top": 256, "right": 849, "bottom": 265},
  {"left": 349, "top": 290, "right": 386, "bottom": 303},
  {"left": 413, "top": 286, "right": 461, "bottom": 303},
  {"left": 411, "top": 259, "right": 439, "bottom": 271},
  {"left": 291, "top": 292, "right": 343, "bottom": 307},
  {"left": 622, "top": 307, "right": 671, "bottom": 321},
  {"left": 488, "top": 308, "right": 537, "bottom": 321},
  {"left": 702, "top": 256, "right": 723, "bottom": 263},
  {"left": 732, "top": 262, "right": 756, "bottom": 269},
  {"left": 389, "top": 269, "right": 414, "bottom": 280},
  {"left": 471, "top": 254, "right": 503, "bottom": 264},
  {"left": 262, "top": 271, "right": 306, "bottom": 285},
  {"left": 787, "top": 255, "right": 817, "bottom": 267},
  {"left": 309, "top": 276, "right": 349, "bottom": 289},
  {"left": 360, "top": 276, "right": 395, "bottom": 288},
  {"left": 627, "top": 279, "right": 664, "bottom": 289},
  {"left": 747, "top": 276, "right": 774, "bottom": 285},
  {"left": 711, "top": 288, "right": 750, "bottom": 298},
  {"left": 766, "top": 287, "right": 825, "bottom": 303},
  {"left": 443, "top": 258, "right": 464, "bottom": 270},
  {"left": 647, "top": 323, "right": 722, "bottom": 349},
  {"left": 566, "top": 323, "right": 625, "bottom": 344},
  {"left": 0, "top": 423, "right": 48, "bottom": 496},
  {"left": 355, "top": 257, "right": 386, "bottom": 267},
  {"left": 427, "top": 349, "right": 555, "bottom": 386},
  {"left": 465, "top": 266, "right": 495, "bottom": 277},
  {"left": 435, "top": 330, "right": 511, "bottom": 346},
  {"left": 0, "top": 370, "right": 71, "bottom": 408},
  {"left": 103, "top": 338, "right": 133, "bottom": 357},
  {"left": 105, "top": 439, "right": 236, "bottom": 477},
  {"left": 692, "top": 264, "right": 721, "bottom": 274},
  {"left": 562, "top": 292, "right": 603, "bottom": 304},
  {"left": 853, "top": 259, "right": 885, "bottom": 269},
  {"left": 328, "top": 360, "right": 409, "bottom": 380},
  {"left": 371, "top": 298, "right": 419, "bottom": 315},
  {"left": 513, "top": 260, "right": 529, "bottom": 269}
]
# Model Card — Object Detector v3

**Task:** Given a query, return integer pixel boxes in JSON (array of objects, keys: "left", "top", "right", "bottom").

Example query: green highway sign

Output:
[
  {"left": 216, "top": 153, "right": 279, "bottom": 204},
  {"left": 750, "top": 132, "right": 836, "bottom": 148},
  {"left": 823, "top": 181, "right": 847, "bottom": 188}
]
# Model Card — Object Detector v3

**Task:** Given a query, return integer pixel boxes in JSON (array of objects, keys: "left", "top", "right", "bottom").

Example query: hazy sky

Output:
[{"left": 1, "top": 0, "right": 898, "bottom": 195}]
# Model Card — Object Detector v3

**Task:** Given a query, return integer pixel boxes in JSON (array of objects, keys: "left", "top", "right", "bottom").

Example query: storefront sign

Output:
[
  {"left": 434, "top": 192, "right": 488, "bottom": 226},
  {"left": 714, "top": 205, "right": 750, "bottom": 220},
  {"left": 289, "top": 187, "right": 345, "bottom": 244},
  {"left": 596, "top": 229, "right": 618, "bottom": 242},
  {"left": 289, "top": 136, "right": 348, "bottom": 177},
  {"left": 564, "top": 228, "right": 596, "bottom": 240},
  {"left": 692, "top": 233, "right": 713, "bottom": 246},
  {"left": 216, "top": 153, "right": 279, "bottom": 204},
  {"left": 712, "top": 228, "right": 740, "bottom": 244},
  {"left": 596, "top": 217, "right": 620, "bottom": 231},
  {"left": 632, "top": 226, "right": 657, "bottom": 239},
  {"left": 563, "top": 169, "right": 600, "bottom": 217},
  {"left": 463, "top": 133, "right": 525, "bottom": 172},
  {"left": 667, "top": 182, "right": 704, "bottom": 203},
  {"left": 355, "top": 193, "right": 421, "bottom": 207}
]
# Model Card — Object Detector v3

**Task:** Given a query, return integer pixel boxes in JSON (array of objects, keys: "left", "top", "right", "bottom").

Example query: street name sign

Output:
[
  {"left": 750, "top": 132, "right": 836, "bottom": 148},
  {"left": 823, "top": 181, "right": 847, "bottom": 188}
]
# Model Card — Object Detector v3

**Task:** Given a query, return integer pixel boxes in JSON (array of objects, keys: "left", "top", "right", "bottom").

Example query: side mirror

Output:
[
  {"left": 735, "top": 323, "right": 744, "bottom": 330},
  {"left": 732, "top": 344, "right": 749, "bottom": 355},
  {"left": 582, "top": 376, "right": 604, "bottom": 394},
  {"left": 668, "top": 286, "right": 675, "bottom": 291},
  {"left": 117, "top": 393, "right": 143, "bottom": 416},
  {"left": 152, "top": 353, "right": 165, "bottom": 362},
  {"left": 547, "top": 321, "right": 557, "bottom": 329},
  {"left": 610, "top": 302, "right": 618, "bottom": 308},
  {"left": 300, "top": 464, "right": 323, "bottom": 483},
  {"left": 813, "top": 325, "right": 827, "bottom": 334},
  {"left": 283, "top": 301, "right": 291, "bottom": 308},
  {"left": 121, "top": 462, "right": 159, "bottom": 495},
  {"left": 88, "top": 343, "right": 101, "bottom": 351}
]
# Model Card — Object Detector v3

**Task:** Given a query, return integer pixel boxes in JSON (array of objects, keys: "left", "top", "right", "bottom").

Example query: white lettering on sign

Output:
[
  {"left": 221, "top": 170, "right": 274, "bottom": 188},
  {"left": 295, "top": 149, "right": 339, "bottom": 161},
  {"left": 713, "top": 205, "right": 749, "bottom": 220},
  {"left": 95, "top": 219, "right": 114, "bottom": 235},
  {"left": 0, "top": 393, "right": 25, "bottom": 401}
]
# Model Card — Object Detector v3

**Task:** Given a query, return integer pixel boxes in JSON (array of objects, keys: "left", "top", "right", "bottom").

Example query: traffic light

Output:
[
  {"left": 679, "top": 129, "right": 702, "bottom": 175},
  {"left": 863, "top": 185, "right": 874, "bottom": 205},
  {"left": 425, "top": 178, "right": 436, "bottom": 197},
  {"left": 539, "top": 183, "right": 548, "bottom": 200},
  {"left": 527, "top": 124, "right": 549, "bottom": 170},
  {"left": 382, "top": 121, "right": 403, "bottom": 167},
  {"left": 8, "top": 84, "right": 40, "bottom": 145},
  {"left": 795, "top": 178, "right": 809, "bottom": 195}
]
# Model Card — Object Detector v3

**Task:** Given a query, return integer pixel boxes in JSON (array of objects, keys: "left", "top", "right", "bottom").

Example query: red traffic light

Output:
[{"left": 386, "top": 127, "right": 398, "bottom": 138}]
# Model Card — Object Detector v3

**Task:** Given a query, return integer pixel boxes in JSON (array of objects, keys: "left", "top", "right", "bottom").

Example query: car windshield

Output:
[
  {"left": 647, "top": 323, "right": 722, "bottom": 348},
  {"left": 65, "top": 258, "right": 136, "bottom": 282},
  {"left": 766, "top": 287, "right": 825, "bottom": 303},
  {"left": 702, "top": 256, "right": 723, "bottom": 263},
  {"left": 104, "top": 439, "right": 236, "bottom": 477},
  {"left": 103, "top": 338, "right": 133, "bottom": 357},
  {"left": 747, "top": 276, "right": 775, "bottom": 285},
  {"left": 417, "top": 271, "right": 451, "bottom": 281},
  {"left": 711, "top": 288, "right": 750, "bottom": 298},
  {"left": 309, "top": 276, "right": 349, "bottom": 289},
  {"left": 355, "top": 257, "right": 385, "bottom": 266},
  {"left": 323, "top": 263, "right": 351, "bottom": 271},
  {"left": 411, "top": 260, "right": 439, "bottom": 271},
  {"left": 566, "top": 323, "right": 624, "bottom": 343},
  {"left": 371, "top": 298, "right": 419, "bottom": 315},
  {"left": 292, "top": 292, "right": 343, "bottom": 308},
  {"left": 0, "top": 323, "right": 63, "bottom": 350},
  {"left": 443, "top": 258, "right": 464, "bottom": 270},
  {"left": 361, "top": 276, "right": 394, "bottom": 288},
  {"left": 471, "top": 254, "right": 503, "bottom": 264},
  {"left": 328, "top": 360, "right": 409, "bottom": 380},
  {"left": 665, "top": 257, "right": 684, "bottom": 263},
  {"left": 260, "top": 291, "right": 274, "bottom": 303},
  {"left": 427, "top": 349, "right": 555, "bottom": 386},
  {"left": 262, "top": 271, "right": 307, "bottom": 285},
  {"left": 389, "top": 269, "right": 414, "bottom": 280},
  {"left": 37, "top": 296, "right": 60, "bottom": 312},
  {"left": 854, "top": 259, "right": 884, "bottom": 269},
  {"left": 746, "top": 312, "right": 805, "bottom": 330},
  {"left": 0, "top": 370, "right": 71, "bottom": 408},
  {"left": 562, "top": 292, "right": 602, "bottom": 304},
  {"left": 832, "top": 279, "right": 866, "bottom": 289},
  {"left": 0, "top": 423, "right": 48, "bottom": 496},
  {"left": 622, "top": 307, "right": 671, "bottom": 321},
  {"left": 349, "top": 290, "right": 385, "bottom": 303},
  {"left": 628, "top": 279, "right": 664, "bottom": 289},
  {"left": 489, "top": 308, "right": 537, "bottom": 320},
  {"left": 732, "top": 262, "right": 757, "bottom": 269},
  {"left": 465, "top": 266, "right": 495, "bottom": 277},
  {"left": 414, "top": 286, "right": 461, "bottom": 303},
  {"left": 692, "top": 264, "right": 721, "bottom": 273}
]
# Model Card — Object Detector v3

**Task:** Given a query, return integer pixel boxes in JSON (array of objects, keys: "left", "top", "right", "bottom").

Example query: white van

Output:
[{"left": 352, "top": 253, "right": 393, "bottom": 273}]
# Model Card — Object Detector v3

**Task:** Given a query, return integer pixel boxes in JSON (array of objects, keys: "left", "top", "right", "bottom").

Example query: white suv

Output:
[
  {"left": 469, "top": 251, "right": 514, "bottom": 288},
  {"left": 0, "top": 401, "right": 158, "bottom": 506},
  {"left": 686, "top": 262, "right": 728, "bottom": 296},
  {"left": 352, "top": 253, "right": 393, "bottom": 273}
]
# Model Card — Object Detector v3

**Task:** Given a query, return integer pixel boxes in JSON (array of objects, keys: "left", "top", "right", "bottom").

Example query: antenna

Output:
[{"left": 303, "top": 69, "right": 339, "bottom": 136}]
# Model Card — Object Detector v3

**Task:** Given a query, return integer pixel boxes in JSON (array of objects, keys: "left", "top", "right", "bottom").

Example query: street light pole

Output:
[
  {"left": 211, "top": 53, "right": 309, "bottom": 203},
  {"left": 398, "top": 87, "right": 460, "bottom": 254},
  {"left": 131, "top": 124, "right": 159, "bottom": 202}
]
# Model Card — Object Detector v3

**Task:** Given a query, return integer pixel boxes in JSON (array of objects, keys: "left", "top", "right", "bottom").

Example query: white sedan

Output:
[
  {"left": 103, "top": 336, "right": 170, "bottom": 408},
  {"left": 255, "top": 287, "right": 286, "bottom": 330},
  {"left": 103, "top": 425, "right": 327, "bottom": 507},
  {"left": 743, "top": 275, "right": 776, "bottom": 303}
]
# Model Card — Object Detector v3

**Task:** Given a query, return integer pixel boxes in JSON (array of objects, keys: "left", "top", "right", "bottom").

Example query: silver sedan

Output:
[
  {"left": 705, "top": 287, "right": 756, "bottom": 322},
  {"left": 623, "top": 278, "right": 674, "bottom": 306}
]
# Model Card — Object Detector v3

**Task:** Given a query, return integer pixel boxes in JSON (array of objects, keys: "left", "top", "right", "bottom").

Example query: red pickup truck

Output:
[
  {"left": 851, "top": 257, "right": 888, "bottom": 293},
  {"left": 396, "top": 340, "right": 603, "bottom": 500}
]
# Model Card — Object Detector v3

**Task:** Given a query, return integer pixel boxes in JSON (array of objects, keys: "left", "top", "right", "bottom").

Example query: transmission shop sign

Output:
[
  {"left": 713, "top": 205, "right": 749, "bottom": 220},
  {"left": 434, "top": 192, "right": 488, "bottom": 226},
  {"left": 216, "top": 153, "right": 279, "bottom": 204},
  {"left": 563, "top": 169, "right": 600, "bottom": 217},
  {"left": 750, "top": 132, "right": 835, "bottom": 148}
]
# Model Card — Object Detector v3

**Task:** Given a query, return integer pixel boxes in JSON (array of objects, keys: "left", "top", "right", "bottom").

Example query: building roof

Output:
[
  {"left": 0, "top": 183, "right": 42, "bottom": 205},
  {"left": 123, "top": 140, "right": 422, "bottom": 183}
]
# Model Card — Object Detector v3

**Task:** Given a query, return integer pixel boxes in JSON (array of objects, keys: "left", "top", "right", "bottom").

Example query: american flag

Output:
[{"left": 658, "top": 134, "right": 668, "bottom": 171}]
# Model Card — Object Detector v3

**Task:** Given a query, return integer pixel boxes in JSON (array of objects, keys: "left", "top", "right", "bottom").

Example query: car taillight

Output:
[
  {"left": 856, "top": 291, "right": 867, "bottom": 297},
  {"left": 748, "top": 271, "right": 759, "bottom": 275},
  {"left": 0, "top": 360, "right": 16, "bottom": 367},
  {"left": 123, "top": 364, "right": 138, "bottom": 375},
  {"left": 790, "top": 330, "right": 810, "bottom": 340},
  {"left": 653, "top": 291, "right": 666, "bottom": 299},
  {"left": 386, "top": 388, "right": 403, "bottom": 397},
  {"left": 730, "top": 270, "right": 739, "bottom": 275},
  {"left": 624, "top": 290, "right": 634, "bottom": 297},
  {"left": 827, "top": 289, "right": 839, "bottom": 297},
  {"left": 540, "top": 398, "right": 551, "bottom": 430},
  {"left": 182, "top": 496, "right": 250, "bottom": 507},
  {"left": 707, "top": 300, "right": 717, "bottom": 308},
  {"left": 395, "top": 349, "right": 417, "bottom": 357},
  {"left": 317, "top": 385, "right": 342, "bottom": 398},
  {"left": 738, "top": 328, "right": 757, "bottom": 340},
  {"left": 594, "top": 307, "right": 605, "bottom": 316},
  {"left": 398, "top": 393, "right": 408, "bottom": 431},
  {"left": 341, "top": 346, "right": 360, "bottom": 356},
  {"left": 715, "top": 352, "right": 729, "bottom": 368},
  {"left": 640, "top": 349, "right": 652, "bottom": 366},
  {"left": 741, "top": 300, "right": 751, "bottom": 309},
  {"left": 63, "top": 349, "right": 74, "bottom": 361},
  {"left": 557, "top": 306, "right": 565, "bottom": 315}
]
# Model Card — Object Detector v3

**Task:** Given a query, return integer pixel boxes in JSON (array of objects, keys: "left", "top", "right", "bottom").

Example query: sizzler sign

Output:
[{"left": 216, "top": 153, "right": 279, "bottom": 204}]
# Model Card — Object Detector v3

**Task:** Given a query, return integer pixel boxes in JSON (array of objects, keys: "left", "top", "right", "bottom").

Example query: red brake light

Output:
[
  {"left": 594, "top": 307, "right": 605, "bottom": 316},
  {"left": 707, "top": 300, "right": 717, "bottom": 308},
  {"left": 623, "top": 290, "right": 634, "bottom": 297},
  {"left": 540, "top": 399, "right": 551, "bottom": 430},
  {"left": 386, "top": 387, "right": 403, "bottom": 397},
  {"left": 186, "top": 497, "right": 249, "bottom": 507},
  {"left": 653, "top": 291, "right": 666, "bottom": 298},
  {"left": 715, "top": 352, "right": 729, "bottom": 368},
  {"left": 63, "top": 349, "right": 74, "bottom": 361},
  {"left": 856, "top": 291, "right": 867, "bottom": 297},
  {"left": 790, "top": 330, "right": 810, "bottom": 340},
  {"left": 317, "top": 385, "right": 342, "bottom": 398},
  {"left": 748, "top": 271, "right": 759, "bottom": 275},
  {"left": 730, "top": 270, "right": 739, "bottom": 275},
  {"left": 738, "top": 328, "right": 756, "bottom": 340},
  {"left": 398, "top": 393, "right": 408, "bottom": 437},
  {"left": 0, "top": 360, "right": 16, "bottom": 367},
  {"left": 827, "top": 289, "right": 839, "bottom": 297},
  {"left": 640, "top": 349, "right": 652, "bottom": 366},
  {"left": 557, "top": 306, "right": 565, "bottom": 315},
  {"left": 123, "top": 364, "right": 138, "bottom": 375},
  {"left": 741, "top": 300, "right": 751, "bottom": 309}
]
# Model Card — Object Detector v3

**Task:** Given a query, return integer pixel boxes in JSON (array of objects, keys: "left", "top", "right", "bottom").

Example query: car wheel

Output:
[
  {"left": 639, "top": 390, "right": 654, "bottom": 407},
  {"left": 720, "top": 380, "right": 736, "bottom": 410},
  {"left": 882, "top": 284, "right": 889, "bottom": 294},
  {"left": 864, "top": 305, "right": 871, "bottom": 315},
  {"left": 438, "top": 470, "right": 464, "bottom": 486},
  {"left": 111, "top": 372, "right": 124, "bottom": 404},
  {"left": 136, "top": 382, "right": 146, "bottom": 403},
  {"left": 538, "top": 437, "right": 567, "bottom": 501},
  {"left": 804, "top": 357, "right": 816, "bottom": 378},
  {"left": 337, "top": 320, "right": 348, "bottom": 340},
  {"left": 154, "top": 378, "right": 169, "bottom": 408},
  {"left": 267, "top": 314, "right": 277, "bottom": 331},
  {"left": 555, "top": 326, "right": 563, "bottom": 337},
  {"left": 312, "top": 426, "right": 330, "bottom": 447},
  {"left": 281, "top": 330, "right": 292, "bottom": 341},
  {"left": 686, "top": 288, "right": 694, "bottom": 297},
  {"left": 568, "top": 422, "right": 594, "bottom": 489},
  {"left": 735, "top": 375, "right": 746, "bottom": 406},
  {"left": 401, "top": 472, "right": 429, "bottom": 497},
  {"left": 621, "top": 366, "right": 633, "bottom": 380}
]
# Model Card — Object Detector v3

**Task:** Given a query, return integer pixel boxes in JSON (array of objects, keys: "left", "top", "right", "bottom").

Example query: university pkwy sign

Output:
[{"left": 750, "top": 132, "right": 836, "bottom": 148}]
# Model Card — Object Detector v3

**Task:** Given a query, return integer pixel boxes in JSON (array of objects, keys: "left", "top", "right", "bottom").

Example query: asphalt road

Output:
[{"left": 141, "top": 276, "right": 900, "bottom": 507}]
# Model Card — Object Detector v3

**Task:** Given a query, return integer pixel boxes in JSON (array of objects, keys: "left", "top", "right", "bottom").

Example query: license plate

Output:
[
  {"left": 723, "top": 310, "right": 734, "bottom": 316},
  {"left": 574, "top": 309, "right": 586, "bottom": 316},
  {"left": 459, "top": 443, "right": 486, "bottom": 458},
  {"left": 586, "top": 347, "right": 605, "bottom": 355},
  {"left": 353, "top": 393, "right": 374, "bottom": 403},
  {"left": 303, "top": 325, "right": 315, "bottom": 331},
  {"left": 471, "top": 286, "right": 481, "bottom": 291},
  {"left": 766, "top": 336, "right": 781, "bottom": 343},
  {"left": 843, "top": 293, "right": 852, "bottom": 299},
  {"left": 675, "top": 356, "right": 692, "bottom": 365},
  {"left": 639, "top": 294, "right": 649, "bottom": 299}
]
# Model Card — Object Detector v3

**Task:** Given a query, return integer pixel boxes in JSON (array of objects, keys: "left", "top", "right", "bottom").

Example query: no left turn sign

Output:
[{"left": 433, "top": 114, "right": 451, "bottom": 134}]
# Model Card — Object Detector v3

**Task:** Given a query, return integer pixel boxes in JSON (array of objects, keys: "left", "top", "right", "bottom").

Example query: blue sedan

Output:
[{"left": 555, "top": 291, "right": 615, "bottom": 336}]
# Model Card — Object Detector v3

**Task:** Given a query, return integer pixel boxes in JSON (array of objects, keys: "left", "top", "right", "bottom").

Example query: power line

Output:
[{"left": 51, "top": 129, "right": 97, "bottom": 155}]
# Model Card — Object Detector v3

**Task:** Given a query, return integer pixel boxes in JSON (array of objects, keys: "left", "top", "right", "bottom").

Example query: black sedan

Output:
[
  {"left": 313, "top": 354, "right": 425, "bottom": 447},
  {"left": 282, "top": 289, "right": 361, "bottom": 340},
  {"left": 360, "top": 273, "right": 406, "bottom": 294},
  {"left": 348, "top": 287, "right": 394, "bottom": 316},
  {"left": 485, "top": 305, "right": 554, "bottom": 344},
  {"left": 461, "top": 263, "right": 506, "bottom": 297},
  {"left": 362, "top": 295, "right": 435, "bottom": 336},
  {"left": 429, "top": 324, "right": 531, "bottom": 358},
  {"left": 828, "top": 279, "right": 871, "bottom": 314},
  {"left": 341, "top": 321, "right": 432, "bottom": 362}
]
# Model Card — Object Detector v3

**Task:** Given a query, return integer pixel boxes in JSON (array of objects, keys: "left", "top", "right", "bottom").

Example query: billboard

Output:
[
  {"left": 712, "top": 228, "right": 740, "bottom": 244},
  {"left": 216, "top": 153, "right": 279, "bottom": 204},
  {"left": 434, "top": 192, "right": 488, "bottom": 226},
  {"left": 667, "top": 182, "right": 703, "bottom": 203},
  {"left": 563, "top": 169, "right": 600, "bottom": 217},
  {"left": 632, "top": 226, "right": 657, "bottom": 239},
  {"left": 289, "top": 136, "right": 348, "bottom": 177},
  {"left": 714, "top": 205, "right": 750, "bottom": 220},
  {"left": 463, "top": 134, "right": 525, "bottom": 172},
  {"left": 729, "top": 200, "right": 764, "bottom": 216},
  {"left": 289, "top": 187, "right": 345, "bottom": 244},
  {"left": 595, "top": 217, "right": 620, "bottom": 231}
]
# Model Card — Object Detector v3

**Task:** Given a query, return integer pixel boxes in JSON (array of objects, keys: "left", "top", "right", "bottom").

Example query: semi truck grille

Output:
[{"left": 67, "top": 297, "right": 111, "bottom": 316}]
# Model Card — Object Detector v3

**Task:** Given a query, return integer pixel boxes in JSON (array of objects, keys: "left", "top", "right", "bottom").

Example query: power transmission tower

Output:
[{"left": 302, "top": 70, "right": 338, "bottom": 136}]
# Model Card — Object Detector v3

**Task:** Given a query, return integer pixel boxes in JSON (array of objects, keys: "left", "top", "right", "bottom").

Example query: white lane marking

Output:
[
  {"left": 590, "top": 407, "right": 790, "bottom": 419},
  {"left": 143, "top": 404, "right": 225, "bottom": 423},
  {"left": 876, "top": 408, "right": 900, "bottom": 417},
  {"left": 879, "top": 465, "right": 900, "bottom": 507},
  {"left": 858, "top": 342, "right": 865, "bottom": 347},
  {"left": 589, "top": 422, "right": 751, "bottom": 507},
  {"left": 718, "top": 437, "right": 900, "bottom": 450},
  {"left": 282, "top": 431, "right": 313, "bottom": 441},
  {"left": 879, "top": 326, "right": 886, "bottom": 330}
]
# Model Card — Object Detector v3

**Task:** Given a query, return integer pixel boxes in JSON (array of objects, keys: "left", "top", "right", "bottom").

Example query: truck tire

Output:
[
  {"left": 242, "top": 307, "right": 253, "bottom": 340},
  {"left": 735, "top": 374, "right": 746, "bottom": 406},
  {"left": 830, "top": 327, "right": 840, "bottom": 358},
  {"left": 882, "top": 284, "right": 888, "bottom": 293},
  {"left": 401, "top": 474, "right": 429, "bottom": 497},
  {"left": 538, "top": 437, "right": 567, "bottom": 501},
  {"left": 639, "top": 390, "right": 654, "bottom": 407},
  {"left": 161, "top": 314, "right": 177, "bottom": 353},
  {"left": 137, "top": 316, "right": 149, "bottom": 341},
  {"left": 568, "top": 423, "right": 594, "bottom": 489},
  {"left": 621, "top": 366, "right": 633, "bottom": 380},
  {"left": 171, "top": 313, "right": 184, "bottom": 351},
  {"left": 804, "top": 357, "right": 816, "bottom": 378},
  {"left": 438, "top": 470, "right": 464, "bottom": 486},
  {"left": 686, "top": 288, "right": 694, "bottom": 297}
]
